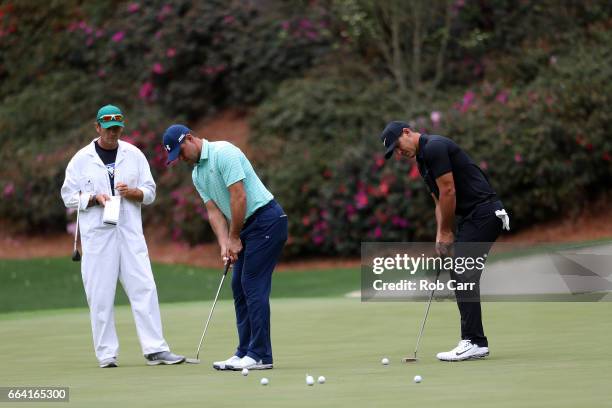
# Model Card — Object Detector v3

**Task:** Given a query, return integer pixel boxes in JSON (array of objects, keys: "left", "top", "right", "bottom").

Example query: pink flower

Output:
[
  {"left": 409, "top": 164, "right": 420, "bottom": 180},
  {"left": 139, "top": 81, "right": 154, "bottom": 100},
  {"left": 95, "top": 29, "right": 104, "bottom": 38},
  {"left": 312, "top": 235, "right": 324, "bottom": 245},
  {"left": 480, "top": 160, "right": 488, "bottom": 170},
  {"left": 86, "top": 37, "right": 93, "bottom": 47},
  {"left": 302, "top": 215, "right": 310, "bottom": 226},
  {"left": 460, "top": 90, "right": 475, "bottom": 113},
  {"left": 281, "top": 21, "right": 290, "bottom": 31},
  {"left": 299, "top": 18, "right": 312, "bottom": 29},
  {"left": 127, "top": 3, "right": 140, "bottom": 13},
  {"left": 122, "top": 135, "right": 136, "bottom": 145},
  {"left": 374, "top": 155, "right": 385, "bottom": 168},
  {"left": 430, "top": 111, "right": 442, "bottom": 125},
  {"left": 223, "top": 15, "right": 235, "bottom": 24},
  {"left": 346, "top": 204, "right": 356, "bottom": 217},
  {"left": 355, "top": 191, "right": 368, "bottom": 209},
  {"left": 514, "top": 153, "right": 523, "bottom": 163},
  {"left": 111, "top": 31, "right": 125, "bottom": 42},
  {"left": 158, "top": 4, "right": 172, "bottom": 21},
  {"left": 495, "top": 90, "right": 509, "bottom": 104},
  {"left": 392, "top": 216, "right": 409, "bottom": 228},
  {"left": 152, "top": 62, "right": 164, "bottom": 74},
  {"left": 166, "top": 48, "right": 176, "bottom": 58},
  {"left": 3, "top": 182, "right": 14, "bottom": 197},
  {"left": 97, "top": 69, "right": 106, "bottom": 78},
  {"left": 373, "top": 226, "right": 382, "bottom": 239},
  {"left": 304, "top": 31, "right": 319, "bottom": 40},
  {"left": 379, "top": 182, "right": 389, "bottom": 196}
]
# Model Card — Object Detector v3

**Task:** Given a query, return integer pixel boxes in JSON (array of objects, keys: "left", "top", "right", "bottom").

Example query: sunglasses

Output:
[{"left": 98, "top": 114, "right": 124, "bottom": 123}]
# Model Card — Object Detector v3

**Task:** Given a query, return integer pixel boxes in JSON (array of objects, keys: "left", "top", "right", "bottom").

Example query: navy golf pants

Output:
[
  {"left": 232, "top": 200, "right": 287, "bottom": 364},
  {"left": 453, "top": 200, "right": 503, "bottom": 347}
]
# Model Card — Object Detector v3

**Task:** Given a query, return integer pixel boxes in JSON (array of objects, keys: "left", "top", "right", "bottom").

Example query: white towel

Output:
[
  {"left": 495, "top": 209, "right": 510, "bottom": 231},
  {"left": 102, "top": 196, "right": 121, "bottom": 225}
]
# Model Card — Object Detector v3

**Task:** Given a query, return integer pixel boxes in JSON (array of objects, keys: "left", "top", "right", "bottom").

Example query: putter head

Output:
[
  {"left": 184, "top": 358, "right": 200, "bottom": 364},
  {"left": 71, "top": 249, "right": 81, "bottom": 262},
  {"left": 402, "top": 355, "right": 419, "bottom": 363}
]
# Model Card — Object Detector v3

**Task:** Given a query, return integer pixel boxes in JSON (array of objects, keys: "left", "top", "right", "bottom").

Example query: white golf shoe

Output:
[
  {"left": 436, "top": 340, "right": 489, "bottom": 361},
  {"left": 227, "top": 356, "right": 273, "bottom": 371},
  {"left": 213, "top": 355, "right": 242, "bottom": 370}
]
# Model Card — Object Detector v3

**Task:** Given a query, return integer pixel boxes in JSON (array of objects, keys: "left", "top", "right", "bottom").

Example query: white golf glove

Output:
[{"left": 495, "top": 209, "right": 510, "bottom": 231}]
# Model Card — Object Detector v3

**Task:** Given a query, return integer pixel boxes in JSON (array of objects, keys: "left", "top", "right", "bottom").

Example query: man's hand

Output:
[
  {"left": 115, "top": 182, "right": 143, "bottom": 202},
  {"left": 93, "top": 193, "right": 110, "bottom": 207},
  {"left": 436, "top": 230, "right": 454, "bottom": 257},
  {"left": 226, "top": 236, "right": 243, "bottom": 263}
]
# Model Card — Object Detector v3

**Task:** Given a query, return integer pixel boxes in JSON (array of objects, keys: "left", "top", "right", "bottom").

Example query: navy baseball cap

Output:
[
  {"left": 162, "top": 124, "right": 191, "bottom": 165},
  {"left": 380, "top": 121, "right": 410, "bottom": 159}
]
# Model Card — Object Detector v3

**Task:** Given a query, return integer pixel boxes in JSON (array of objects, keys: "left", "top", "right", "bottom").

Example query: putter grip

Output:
[{"left": 223, "top": 262, "right": 231, "bottom": 276}]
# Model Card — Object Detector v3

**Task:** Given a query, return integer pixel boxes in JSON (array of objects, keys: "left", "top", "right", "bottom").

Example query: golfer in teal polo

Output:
[{"left": 162, "top": 124, "right": 288, "bottom": 371}]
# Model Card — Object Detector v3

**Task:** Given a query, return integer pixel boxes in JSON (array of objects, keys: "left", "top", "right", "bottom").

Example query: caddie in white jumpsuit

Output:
[{"left": 61, "top": 104, "right": 184, "bottom": 368}]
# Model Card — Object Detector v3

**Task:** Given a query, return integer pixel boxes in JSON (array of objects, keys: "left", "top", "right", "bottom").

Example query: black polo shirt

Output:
[{"left": 416, "top": 134, "right": 496, "bottom": 217}]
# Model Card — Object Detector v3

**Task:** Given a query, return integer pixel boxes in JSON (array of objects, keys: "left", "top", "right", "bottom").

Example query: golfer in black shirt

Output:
[{"left": 380, "top": 121, "right": 510, "bottom": 361}]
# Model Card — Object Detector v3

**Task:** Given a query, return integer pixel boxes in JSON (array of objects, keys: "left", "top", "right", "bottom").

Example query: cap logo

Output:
[
  {"left": 383, "top": 137, "right": 387, "bottom": 147},
  {"left": 178, "top": 134, "right": 185, "bottom": 143},
  {"left": 165, "top": 144, "right": 171, "bottom": 152}
]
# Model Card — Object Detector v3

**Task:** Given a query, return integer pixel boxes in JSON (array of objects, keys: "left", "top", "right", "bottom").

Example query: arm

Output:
[
  {"left": 434, "top": 172, "right": 456, "bottom": 255},
  {"left": 61, "top": 157, "right": 109, "bottom": 209},
  {"left": 226, "top": 181, "right": 246, "bottom": 262},
  {"left": 228, "top": 181, "right": 246, "bottom": 239},
  {"left": 217, "top": 143, "right": 247, "bottom": 262},
  {"left": 205, "top": 199, "right": 231, "bottom": 262},
  {"left": 116, "top": 151, "right": 156, "bottom": 204}
]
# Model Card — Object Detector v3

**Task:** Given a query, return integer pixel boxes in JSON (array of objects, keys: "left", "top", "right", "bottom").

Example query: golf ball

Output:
[
  {"left": 414, "top": 375, "right": 422, "bottom": 383},
  {"left": 317, "top": 376, "right": 326, "bottom": 384},
  {"left": 241, "top": 368, "right": 249, "bottom": 376},
  {"left": 260, "top": 378, "right": 269, "bottom": 386},
  {"left": 306, "top": 375, "right": 315, "bottom": 386},
  {"left": 381, "top": 357, "right": 390, "bottom": 365}
]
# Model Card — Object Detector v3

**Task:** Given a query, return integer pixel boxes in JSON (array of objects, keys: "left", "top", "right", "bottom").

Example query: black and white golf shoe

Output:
[
  {"left": 213, "top": 355, "right": 242, "bottom": 371},
  {"left": 436, "top": 340, "right": 489, "bottom": 361},
  {"left": 227, "top": 356, "right": 273, "bottom": 371}
]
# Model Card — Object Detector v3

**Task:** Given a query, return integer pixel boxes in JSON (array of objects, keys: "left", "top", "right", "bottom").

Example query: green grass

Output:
[
  {"left": 1, "top": 299, "right": 610, "bottom": 407},
  {"left": 1, "top": 254, "right": 611, "bottom": 407},
  {"left": 0, "top": 258, "right": 359, "bottom": 313}
]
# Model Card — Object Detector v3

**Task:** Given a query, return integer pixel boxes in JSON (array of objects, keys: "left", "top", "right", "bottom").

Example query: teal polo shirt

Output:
[{"left": 192, "top": 140, "right": 273, "bottom": 221}]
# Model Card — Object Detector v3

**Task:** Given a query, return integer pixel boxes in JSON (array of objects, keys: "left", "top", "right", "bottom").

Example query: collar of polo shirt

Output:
[
  {"left": 416, "top": 134, "right": 428, "bottom": 162},
  {"left": 198, "top": 139, "right": 210, "bottom": 164}
]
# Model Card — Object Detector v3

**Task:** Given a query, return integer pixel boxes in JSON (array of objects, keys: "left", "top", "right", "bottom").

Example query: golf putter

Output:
[
  {"left": 71, "top": 191, "right": 82, "bottom": 262},
  {"left": 185, "top": 261, "right": 232, "bottom": 364},
  {"left": 403, "top": 260, "right": 443, "bottom": 363}
]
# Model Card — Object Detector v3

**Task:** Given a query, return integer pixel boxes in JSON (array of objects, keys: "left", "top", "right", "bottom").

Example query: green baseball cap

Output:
[{"left": 96, "top": 105, "right": 125, "bottom": 128}]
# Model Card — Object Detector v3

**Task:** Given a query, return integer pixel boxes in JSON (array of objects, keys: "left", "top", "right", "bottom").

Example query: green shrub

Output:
[{"left": 251, "top": 33, "right": 612, "bottom": 255}]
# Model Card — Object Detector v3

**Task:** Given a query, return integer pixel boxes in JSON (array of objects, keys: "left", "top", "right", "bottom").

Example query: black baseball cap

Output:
[{"left": 380, "top": 121, "right": 410, "bottom": 159}]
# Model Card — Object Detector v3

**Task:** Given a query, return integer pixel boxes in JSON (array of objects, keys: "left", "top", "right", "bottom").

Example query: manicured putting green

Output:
[{"left": 1, "top": 299, "right": 610, "bottom": 407}]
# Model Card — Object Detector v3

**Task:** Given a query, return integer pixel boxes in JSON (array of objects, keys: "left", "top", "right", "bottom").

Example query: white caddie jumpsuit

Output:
[{"left": 61, "top": 139, "right": 169, "bottom": 362}]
